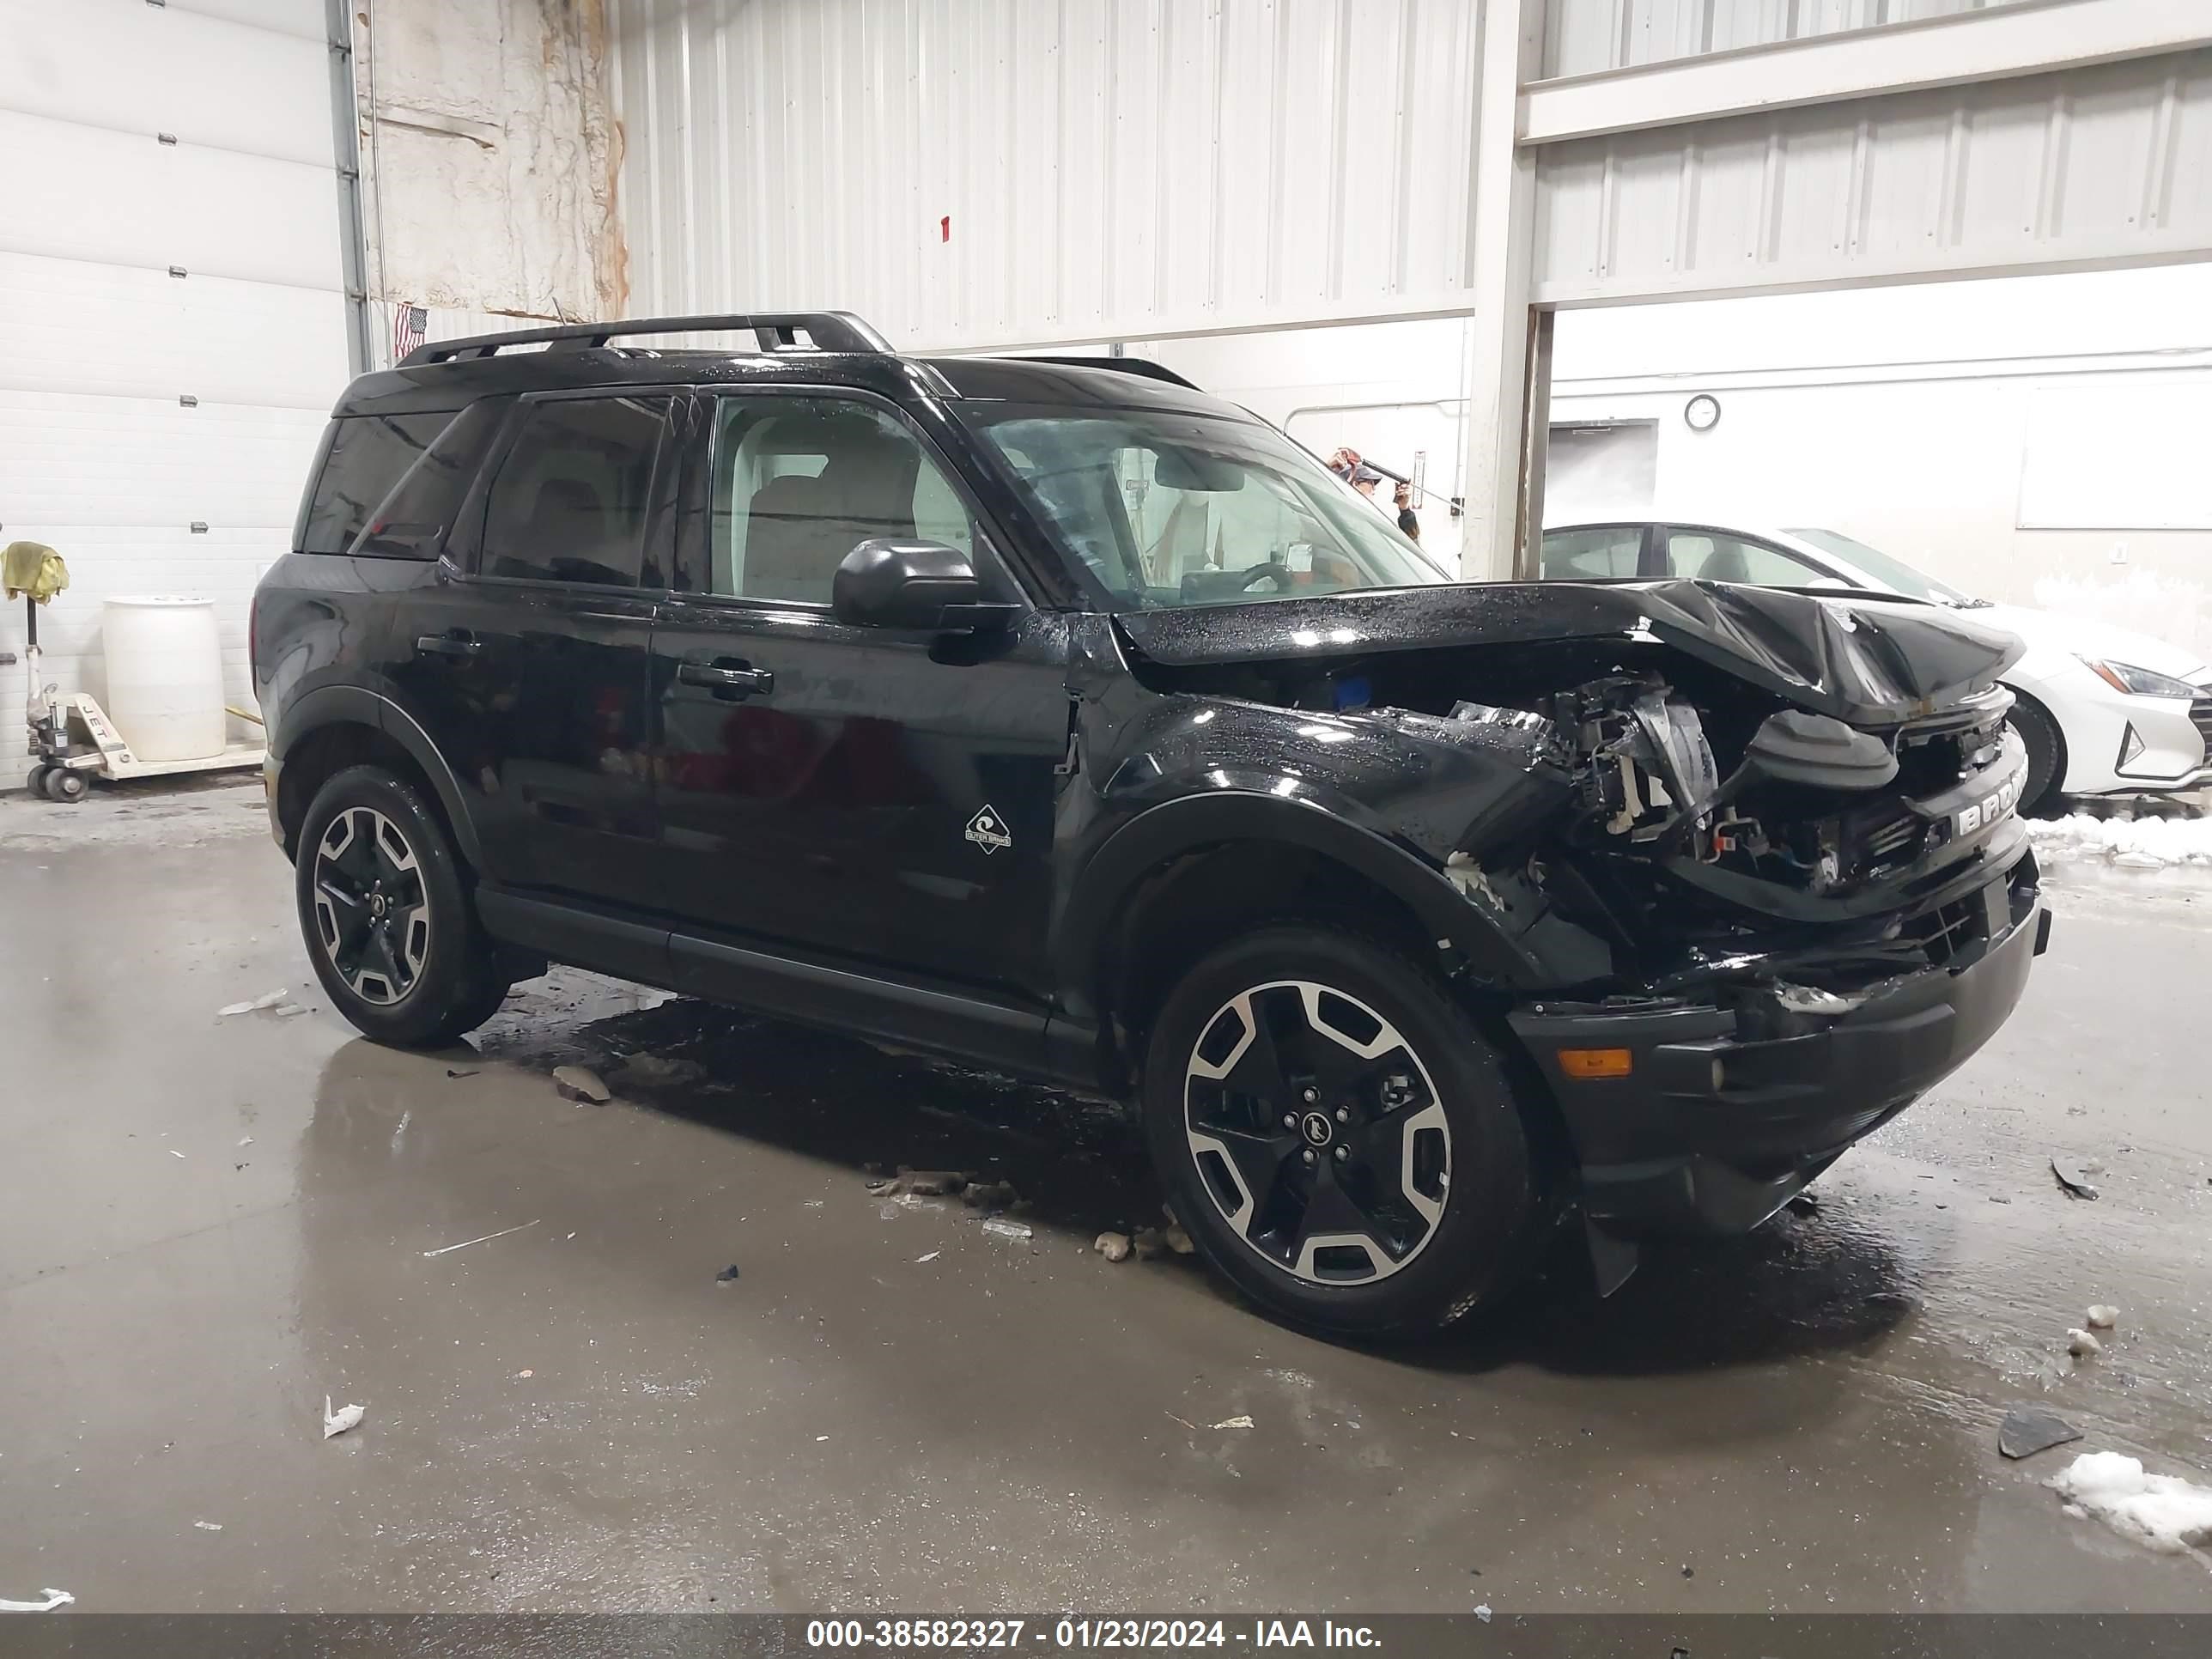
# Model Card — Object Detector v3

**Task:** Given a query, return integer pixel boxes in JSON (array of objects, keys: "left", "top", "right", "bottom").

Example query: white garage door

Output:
[{"left": 0, "top": 0, "right": 349, "bottom": 738}]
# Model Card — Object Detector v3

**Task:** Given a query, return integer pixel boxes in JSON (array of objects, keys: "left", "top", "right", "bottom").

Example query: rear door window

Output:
[
  {"left": 1540, "top": 526, "right": 1644, "bottom": 579},
  {"left": 1663, "top": 530, "right": 1826, "bottom": 586},
  {"left": 296, "top": 410, "right": 458, "bottom": 554},
  {"left": 477, "top": 395, "right": 675, "bottom": 588}
]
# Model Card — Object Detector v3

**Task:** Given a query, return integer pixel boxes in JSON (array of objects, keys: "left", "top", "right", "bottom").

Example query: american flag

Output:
[{"left": 392, "top": 302, "right": 428, "bottom": 362}]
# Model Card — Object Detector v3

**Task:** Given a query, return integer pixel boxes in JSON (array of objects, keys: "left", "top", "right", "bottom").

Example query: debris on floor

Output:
[
  {"left": 961, "top": 1178, "right": 1019, "bottom": 1211},
  {"left": 2050, "top": 1158, "right": 2100, "bottom": 1200},
  {"left": 901, "top": 1169, "right": 968, "bottom": 1197},
  {"left": 514, "top": 1370, "right": 532, "bottom": 1379},
  {"left": 321, "top": 1395, "right": 366, "bottom": 1439},
  {"left": 611, "top": 1052, "right": 706, "bottom": 1089},
  {"left": 0, "top": 1589, "right": 74, "bottom": 1613},
  {"left": 1785, "top": 1191, "right": 1820, "bottom": 1216},
  {"left": 1162, "top": 1224, "right": 1195, "bottom": 1256},
  {"left": 1999, "top": 1406, "right": 2083, "bottom": 1460},
  {"left": 1095, "top": 1231, "right": 1132, "bottom": 1262},
  {"left": 2049, "top": 1450, "right": 2212, "bottom": 1553},
  {"left": 422, "top": 1218, "right": 538, "bottom": 1259},
  {"left": 2086, "top": 1304, "right": 2119, "bottom": 1329},
  {"left": 867, "top": 1168, "right": 968, "bottom": 1198},
  {"left": 980, "top": 1217, "right": 1032, "bottom": 1240},
  {"left": 1211, "top": 1415, "right": 1255, "bottom": 1430},
  {"left": 1133, "top": 1227, "right": 1170, "bottom": 1259},
  {"left": 915, "top": 1250, "right": 940, "bottom": 1263},
  {"left": 2067, "top": 1328, "right": 2104, "bottom": 1358},
  {"left": 446, "top": 1068, "right": 477, "bottom": 1079},
  {"left": 552, "top": 1065, "right": 611, "bottom": 1104},
  {"left": 1473, "top": 1606, "right": 1492, "bottom": 1624},
  {"left": 216, "top": 989, "right": 290, "bottom": 1018},
  {"left": 714, "top": 1264, "right": 741, "bottom": 1285},
  {"left": 193, "top": 1520, "right": 222, "bottom": 1531}
]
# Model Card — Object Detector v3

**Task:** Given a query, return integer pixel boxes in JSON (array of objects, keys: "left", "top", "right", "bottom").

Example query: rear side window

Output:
[
  {"left": 478, "top": 395, "right": 673, "bottom": 588},
  {"left": 346, "top": 399, "right": 511, "bottom": 561},
  {"left": 296, "top": 411, "right": 457, "bottom": 555}
]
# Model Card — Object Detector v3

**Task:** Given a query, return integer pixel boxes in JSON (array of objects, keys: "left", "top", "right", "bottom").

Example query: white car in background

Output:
[{"left": 1540, "top": 517, "right": 2212, "bottom": 814}]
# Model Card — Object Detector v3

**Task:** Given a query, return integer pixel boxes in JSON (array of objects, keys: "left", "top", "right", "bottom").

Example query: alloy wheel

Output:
[
  {"left": 311, "top": 806, "right": 431, "bottom": 1006},
  {"left": 1183, "top": 980, "right": 1452, "bottom": 1285}
]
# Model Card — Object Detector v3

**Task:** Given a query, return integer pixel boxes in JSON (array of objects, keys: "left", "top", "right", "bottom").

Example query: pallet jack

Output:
[{"left": 14, "top": 584, "right": 264, "bottom": 805}]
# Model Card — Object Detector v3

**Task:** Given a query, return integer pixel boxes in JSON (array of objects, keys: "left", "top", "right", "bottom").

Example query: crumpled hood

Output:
[{"left": 1113, "top": 580, "right": 2026, "bottom": 726}]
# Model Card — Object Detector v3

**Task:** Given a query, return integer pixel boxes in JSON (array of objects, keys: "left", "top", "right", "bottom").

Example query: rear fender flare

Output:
[{"left": 276, "top": 685, "right": 483, "bottom": 866}]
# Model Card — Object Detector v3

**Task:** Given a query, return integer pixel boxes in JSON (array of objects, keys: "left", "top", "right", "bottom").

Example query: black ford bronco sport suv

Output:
[{"left": 255, "top": 311, "right": 2050, "bottom": 1337}]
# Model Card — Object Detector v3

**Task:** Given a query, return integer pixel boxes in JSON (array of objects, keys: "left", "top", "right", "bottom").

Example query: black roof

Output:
[{"left": 331, "top": 311, "right": 1236, "bottom": 422}]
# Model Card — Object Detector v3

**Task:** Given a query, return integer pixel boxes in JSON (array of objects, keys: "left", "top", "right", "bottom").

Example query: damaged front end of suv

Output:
[{"left": 1091, "top": 579, "right": 2049, "bottom": 1282}]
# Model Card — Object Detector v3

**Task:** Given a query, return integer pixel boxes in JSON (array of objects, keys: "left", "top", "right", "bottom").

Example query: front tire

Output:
[
  {"left": 1141, "top": 924, "right": 1548, "bottom": 1339},
  {"left": 295, "top": 765, "right": 510, "bottom": 1047},
  {"left": 2008, "top": 693, "right": 2066, "bottom": 817}
]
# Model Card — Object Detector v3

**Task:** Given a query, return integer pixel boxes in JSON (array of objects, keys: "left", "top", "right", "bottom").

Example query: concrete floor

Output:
[{"left": 4, "top": 778, "right": 2211, "bottom": 1613}]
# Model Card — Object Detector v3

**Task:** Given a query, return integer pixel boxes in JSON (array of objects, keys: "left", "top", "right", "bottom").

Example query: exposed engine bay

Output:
[{"left": 1128, "top": 622, "right": 2033, "bottom": 1002}]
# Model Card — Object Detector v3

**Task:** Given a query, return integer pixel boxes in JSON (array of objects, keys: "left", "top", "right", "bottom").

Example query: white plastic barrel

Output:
[{"left": 101, "top": 596, "right": 227, "bottom": 762}]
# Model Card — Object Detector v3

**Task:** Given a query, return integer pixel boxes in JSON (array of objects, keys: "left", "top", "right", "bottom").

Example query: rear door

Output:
[
  {"left": 392, "top": 390, "right": 678, "bottom": 908},
  {"left": 649, "top": 388, "right": 1067, "bottom": 994}
]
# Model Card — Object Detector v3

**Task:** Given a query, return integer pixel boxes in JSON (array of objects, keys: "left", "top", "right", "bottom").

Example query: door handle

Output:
[
  {"left": 415, "top": 632, "right": 482, "bottom": 659},
  {"left": 678, "top": 659, "right": 774, "bottom": 698}
]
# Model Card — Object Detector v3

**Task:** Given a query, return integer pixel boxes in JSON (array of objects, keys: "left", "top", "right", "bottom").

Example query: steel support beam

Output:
[
  {"left": 1521, "top": 0, "right": 2212, "bottom": 148},
  {"left": 1456, "top": 0, "right": 1546, "bottom": 583}
]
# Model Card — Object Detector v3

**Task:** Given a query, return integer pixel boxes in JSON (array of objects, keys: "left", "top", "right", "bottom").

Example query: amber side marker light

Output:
[{"left": 1557, "top": 1048, "right": 1633, "bottom": 1079}]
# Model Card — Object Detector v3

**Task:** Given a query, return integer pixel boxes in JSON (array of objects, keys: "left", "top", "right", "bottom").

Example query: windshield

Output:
[
  {"left": 962, "top": 404, "right": 1448, "bottom": 610},
  {"left": 1783, "top": 527, "right": 1984, "bottom": 607}
]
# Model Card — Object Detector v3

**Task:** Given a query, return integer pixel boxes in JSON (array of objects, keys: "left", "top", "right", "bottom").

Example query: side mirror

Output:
[{"left": 832, "top": 538, "right": 1013, "bottom": 632}]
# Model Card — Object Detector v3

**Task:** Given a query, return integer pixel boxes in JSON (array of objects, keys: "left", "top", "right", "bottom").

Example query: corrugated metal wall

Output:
[
  {"left": 607, "top": 0, "right": 1486, "bottom": 349},
  {"left": 1540, "top": 0, "right": 2040, "bottom": 78},
  {"left": 1532, "top": 48, "right": 2212, "bottom": 302}
]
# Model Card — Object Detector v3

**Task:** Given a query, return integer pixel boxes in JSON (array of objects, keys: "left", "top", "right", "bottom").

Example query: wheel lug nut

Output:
[
  {"left": 1302, "top": 1148, "right": 1316, "bottom": 1165},
  {"left": 1302, "top": 1087, "right": 1318, "bottom": 1103},
  {"left": 1335, "top": 1107, "right": 1349, "bottom": 1122},
  {"left": 1282, "top": 1114, "right": 1297, "bottom": 1129},
  {"left": 1334, "top": 1146, "right": 1349, "bottom": 1161}
]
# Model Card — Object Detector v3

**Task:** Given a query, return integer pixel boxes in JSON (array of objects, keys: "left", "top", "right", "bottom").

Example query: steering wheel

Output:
[{"left": 1237, "top": 561, "right": 1291, "bottom": 592}]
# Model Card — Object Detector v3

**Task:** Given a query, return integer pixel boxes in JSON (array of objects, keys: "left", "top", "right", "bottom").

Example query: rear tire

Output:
[
  {"left": 295, "top": 764, "right": 510, "bottom": 1047},
  {"left": 2008, "top": 693, "right": 2066, "bottom": 817},
  {"left": 1140, "top": 923, "right": 1548, "bottom": 1340}
]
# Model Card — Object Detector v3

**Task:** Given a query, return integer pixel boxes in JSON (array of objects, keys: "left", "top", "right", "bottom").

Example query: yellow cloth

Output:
[{"left": 3, "top": 542, "right": 68, "bottom": 603}]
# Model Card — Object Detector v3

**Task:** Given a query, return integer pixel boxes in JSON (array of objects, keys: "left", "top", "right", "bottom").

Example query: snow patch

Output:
[
  {"left": 2027, "top": 812, "right": 2212, "bottom": 870},
  {"left": 2049, "top": 1450, "right": 2212, "bottom": 1554}
]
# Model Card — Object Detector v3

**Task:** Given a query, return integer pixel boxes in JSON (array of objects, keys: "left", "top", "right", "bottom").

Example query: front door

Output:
[
  {"left": 396, "top": 390, "right": 678, "bottom": 908},
  {"left": 650, "top": 390, "right": 1066, "bottom": 994}
]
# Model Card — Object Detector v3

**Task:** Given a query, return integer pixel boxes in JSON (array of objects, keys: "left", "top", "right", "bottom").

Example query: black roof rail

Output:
[
  {"left": 399, "top": 311, "right": 893, "bottom": 368},
  {"left": 1018, "top": 354, "right": 1200, "bottom": 391}
]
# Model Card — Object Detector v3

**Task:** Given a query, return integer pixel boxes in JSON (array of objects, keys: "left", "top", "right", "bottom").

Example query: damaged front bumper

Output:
[{"left": 1508, "top": 850, "right": 2048, "bottom": 1238}]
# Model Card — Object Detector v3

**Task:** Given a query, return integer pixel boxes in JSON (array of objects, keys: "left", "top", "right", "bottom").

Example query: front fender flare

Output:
[{"left": 1054, "top": 789, "right": 1558, "bottom": 1013}]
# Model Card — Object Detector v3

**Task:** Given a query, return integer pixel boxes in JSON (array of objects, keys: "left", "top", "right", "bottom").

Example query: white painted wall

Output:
[
  {"left": 1127, "top": 262, "right": 2212, "bottom": 656},
  {"left": 0, "top": 0, "right": 345, "bottom": 738}
]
